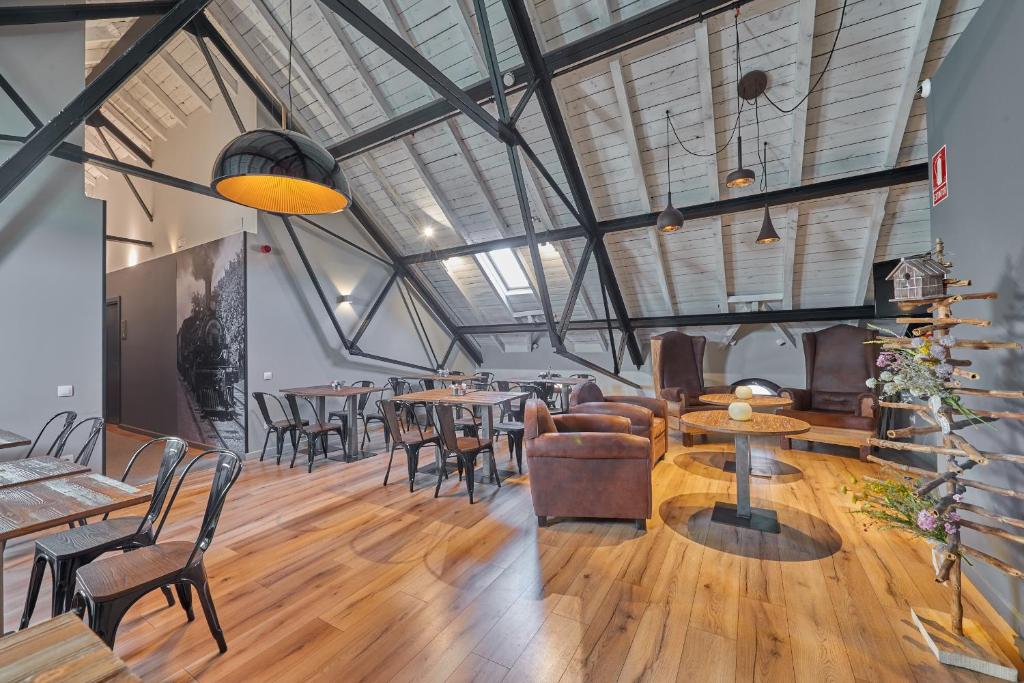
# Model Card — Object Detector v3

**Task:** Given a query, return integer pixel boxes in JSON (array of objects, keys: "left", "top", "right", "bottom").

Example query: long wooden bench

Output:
[{"left": 781, "top": 425, "right": 872, "bottom": 460}]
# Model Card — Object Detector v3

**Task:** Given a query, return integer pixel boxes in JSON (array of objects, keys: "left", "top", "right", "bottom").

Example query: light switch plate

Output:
[
  {"left": 57, "top": 385, "right": 74, "bottom": 397},
  {"left": 263, "top": 372, "right": 273, "bottom": 381}
]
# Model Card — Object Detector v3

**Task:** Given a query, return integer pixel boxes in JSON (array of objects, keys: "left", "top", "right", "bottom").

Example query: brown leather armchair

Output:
[
  {"left": 524, "top": 399, "right": 651, "bottom": 530},
  {"left": 778, "top": 324, "right": 879, "bottom": 457},
  {"left": 567, "top": 382, "right": 668, "bottom": 464},
  {"left": 650, "top": 331, "right": 731, "bottom": 445}
]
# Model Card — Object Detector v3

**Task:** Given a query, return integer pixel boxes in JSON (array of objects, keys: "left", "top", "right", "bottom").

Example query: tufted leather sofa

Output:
[{"left": 567, "top": 381, "right": 668, "bottom": 464}]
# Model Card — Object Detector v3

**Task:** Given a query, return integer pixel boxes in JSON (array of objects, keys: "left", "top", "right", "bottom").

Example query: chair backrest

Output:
[
  {"left": 568, "top": 381, "right": 604, "bottom": 407},
  {"left": 252, "top": 392, "right": 288, "bottom": 427},
  {"left": 389, "top": 378, "right": 412, "bottom": 396},
  {"left": 284, "top": 393, "right": 321, "bottom": 428},
  {"left": 55, "top": 417, "right": 104, "bottom": 466},
  {"left": 434, "top": 404, "right": 462, "bottom": 452},
  {"left": 652, "top": 331, "right": 707, "bottom": 397},
  {"left": 504, "top": 384, "right": 544, "bottom": 420},
  {"left": 523, "top": 399, "right": 556, "bottom": 440},
  {"left": 116, "top": 437, "right": 188, "bottom": 533},
  {"left": 26, "top": 411, "right": 77, "bottom": 458},
  {"left": 351, "top": 380, "right": 375, "bottom": 412},
  {"left": 156, "top": 449, "right": 243, "bottom": 567},
  {"left": 494, "top": 380, "right": 511, "bottom": 392},
  {"left": 472, "top": 371, "right": 493, "bottom": 390},
  {"left": 803, "top": 324, "right": 878, "bottom": 411},
  {"left": 381, "top": 400, "right": 406, "bottom": 446}
]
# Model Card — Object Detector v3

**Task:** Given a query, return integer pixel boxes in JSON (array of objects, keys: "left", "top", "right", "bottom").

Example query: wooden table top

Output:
[
  {"left": 0, "top": 429, "right": 29, "bottom": 450},
  {"left": 699, "top": 393, "right": 793, "bottom": 408},
  {"left": 682, "top": 410, "right": 811, "bottom": 436},
  {"left": 506, "top": 376, "right": 590, "bottom": 385},
  {"left": 280, "top": 385, "right": 382, "bottom": 398},
  {"left": 400, "top": 373, "right": 473, "bottom": 382},
  {"left": 0, "top": 456, "right": 89, "bottom": 489},
  {"left": 394, "top": 388, "right": 528, "bottom": 406},
  {"left": 0, "top": 613, "right": 139, "bottom": 682},
  {"left": 0, "top": 473, "right": 151, "bottom": 543}
]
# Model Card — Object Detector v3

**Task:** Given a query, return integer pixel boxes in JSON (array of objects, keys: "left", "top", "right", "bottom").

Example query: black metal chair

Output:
[
  {"left": 24, "top": 411, "right": 77, "bottom": 459},
  {"left": 71, "top": 449, "right": 243, "bottom": 652},
  {"left": 493, "top": 384, "right": 544, "bottom": 474},
  {"left": 285, "top": 394, "right": 346, "bottom": 473},
  {"left": 20, "top": 437, "right": 189, "bottom": 628},
  {"left": 329, "top": 380, "right": 389, "bottom": 451},
  {"left": 54, "top": 417, "right": 104, "bottom": 467},
  {"left": 252, "top": 392, "right": 306, "bottom": 464},
  {"left": 381, "top": 400, "right": 447, "bottom": 492},
  {"left": 435, "top": 404, "right": 498, "bottom": 504}
]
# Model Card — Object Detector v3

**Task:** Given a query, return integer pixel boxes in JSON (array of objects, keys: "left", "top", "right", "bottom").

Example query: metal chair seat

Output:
[
  {"left": 35, "top": 517, "right": 145, "bottom": 559},
  {"left": 75, "top": 541, "right": 197, "bottom": 601}
]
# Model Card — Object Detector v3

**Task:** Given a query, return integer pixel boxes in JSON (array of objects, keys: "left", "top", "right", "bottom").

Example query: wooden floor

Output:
[{"left": 6, "top": 430, "right": 1021, "bottom": 682}]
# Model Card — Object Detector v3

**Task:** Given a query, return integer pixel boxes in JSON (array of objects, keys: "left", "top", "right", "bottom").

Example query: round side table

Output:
[{"left": 681, "top": 410, "right": 809, "bottom": 533}]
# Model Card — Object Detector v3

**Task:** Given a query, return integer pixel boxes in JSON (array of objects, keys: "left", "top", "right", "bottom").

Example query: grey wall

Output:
[
  {"left": 928, "top": 0, "right": 1024, "bottom": 635},
  {"left": 0, "top": 20, "right": 105, "bottom": 464},
  {"left": 105, "top": 255, "right": 178, "bottom": 435}
]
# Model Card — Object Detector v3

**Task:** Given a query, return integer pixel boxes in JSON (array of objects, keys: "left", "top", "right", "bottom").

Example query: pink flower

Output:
[
  {"left": 945, "top": 522, "right": 957, "bottom": 534},
  {"left": 917, "top": 509, "right": 938, "bottom": 531},
  {"left": 947, "top": 511, "right": 961, "bottom": 522}
]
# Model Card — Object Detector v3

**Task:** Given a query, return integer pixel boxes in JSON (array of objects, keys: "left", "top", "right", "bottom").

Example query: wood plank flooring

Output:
[{"left": 5, "top": 431, "right": 1021, "bottom": 682}]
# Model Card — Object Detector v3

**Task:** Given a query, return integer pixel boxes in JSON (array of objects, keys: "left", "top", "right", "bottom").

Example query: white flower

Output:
[
  {"left": 880, "top": 371, "right": 893, "bottom": 381},
  {"left": 865, "top": 378, "right": 877, "bottom": 389}
]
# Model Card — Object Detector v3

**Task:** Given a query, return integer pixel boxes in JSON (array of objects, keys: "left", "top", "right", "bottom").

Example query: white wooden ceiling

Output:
[{"left": 86, "top": 0, "right": 983, "bottom": 353}]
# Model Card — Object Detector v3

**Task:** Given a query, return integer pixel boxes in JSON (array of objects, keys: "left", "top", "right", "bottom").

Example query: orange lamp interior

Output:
[{"left": 214, "top": 175, "right": 349, "bottom": 214}]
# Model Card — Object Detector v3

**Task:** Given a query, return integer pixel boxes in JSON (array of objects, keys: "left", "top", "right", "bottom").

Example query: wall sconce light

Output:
[{"left": 336, "top": 294, "right": 351, "bottom": 304}]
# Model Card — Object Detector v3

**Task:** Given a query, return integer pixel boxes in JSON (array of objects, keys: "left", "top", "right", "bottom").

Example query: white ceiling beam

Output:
[
  {"left": 721, "top": 323, "right": 741, "bottom": 346},
  {"left": 136, "top": 71, "right": 187, "bottom": 126},
  {"left": 155, "top": 52, "right": 212, "bottom": 113},
  {"left": 184, "top": 30, "right": 237, "bottom": 95},
  {"left": 727, "top": 292, "right": 782, "bottom": 304},
  {"left": 445, "top": 119, "right": 510, "bottom": 238},
  {"left": 452, "top": 0, "right": 488, "bottom": 79},
  {"left": 854, "top": 0, "right": 940, "bottom": 305},
  {"left": 694, "top": 22, "right": 729, "bottom": 314},
  {"left": 609, "top": 57, "right": 676, "bottom": 317},
  {"left": 782, "top": 205, "right": 799, "bottom": 308},
  {"left": 101, "top": 103, "right": 151, "bottom": 148},
  {"left": 111, "top": 92, "right": 168, "bottom": 141}
]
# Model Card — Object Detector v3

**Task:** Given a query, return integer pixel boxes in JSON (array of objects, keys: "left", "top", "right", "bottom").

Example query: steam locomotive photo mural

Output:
[{"left": 175, "top": 233, "right": 246, "bottom": 453}]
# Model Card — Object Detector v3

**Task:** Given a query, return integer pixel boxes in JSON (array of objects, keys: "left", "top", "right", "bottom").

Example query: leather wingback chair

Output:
[
  {"left": 650, "top": 331, "right": 731, "bottom": 446},
  {"left": 778, "top": 324, "right": 879, "bottom": 450},
  {"left": 524, "top": 399, "right": 651, "bottom": 530},
  {"left": 567, "top": 382, "right": 668, "bottom": 464}
]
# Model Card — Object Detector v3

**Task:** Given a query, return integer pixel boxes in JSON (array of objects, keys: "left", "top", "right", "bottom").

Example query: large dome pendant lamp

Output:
[
  {"left": 656, "top": 110, "right": 683, "bottom": 233},
  {"left": 210, "top": 0, "right": 349, "bottom": 215},
  {"left": 755, "top": 141, "right": 780, "bottom": 244}
]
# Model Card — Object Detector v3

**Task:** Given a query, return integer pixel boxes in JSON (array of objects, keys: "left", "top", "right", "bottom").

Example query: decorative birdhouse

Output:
[{"left": 885, "top": 243, "right": 950, "bottom": 301}]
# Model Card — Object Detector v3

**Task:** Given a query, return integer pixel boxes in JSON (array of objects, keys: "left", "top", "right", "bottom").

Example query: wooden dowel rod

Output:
[
  {"left": 971, "top": 408, "right": 1024, "bottom": 420},
  {"left": 962, "top": 478, "right": 1024, "bottom": 501},
  {"left": 866, "top": 455, "right": 934, "bottom": 478},
  {"left": 957, "top": 502, "right": 1024, "bottom": 530},
  {"left": 868, "top": 438, "right": 962, "bottom": 456},
  {"left": 887, "top": 424, "right": 940, "bottom": 439},
  {"left": 955, "top": 387, "right": 1024, "bottom": 399},
  {"left": 945, "top": 279, "right": 972, "bottom": 288},
  {"left": 897, "top": 317, "right": 991, "bottom": 327},
  {"left": 958, "top": 519, "right": 1024, "bottom": 546},
  {"left": 949, "top": 434, "right": 987, "bottom": 464},
  {"left": 961, "top": 545, "right": 1024, "bottom": 579},
  {"left": 882, "top": 338, "right": 1020, "bottom": 350},
  {"left": 952, "top": 368, "right": 980, "bottom": 380},
  {"left": 975, "top": 452, "right": 1024, "bottom": 464}
]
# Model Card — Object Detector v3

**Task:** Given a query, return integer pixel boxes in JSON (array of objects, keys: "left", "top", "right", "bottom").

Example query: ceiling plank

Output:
[
  {"left": 694, "top": 21, "right": 729, "bottom": 314},
  {"left": 155, "top": 51, "right": 212, "bottom": 113},
  {"left": 112, "top": 91, "right": 167, "bottom": 140},
  {"left": 608, "top": 57, "right": 675, "bottom": 317},
  {"left": 136, "top": 71, "right": 187, "bottom": 125},
  {"left": 452, "top": 0, "right": 488, "bottom": 79},
  {"left": 853, "top": 0, "right": 940, "bottom": 305}
]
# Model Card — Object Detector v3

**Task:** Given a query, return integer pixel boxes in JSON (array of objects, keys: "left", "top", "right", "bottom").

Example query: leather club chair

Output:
[
  {"left": 650, "top": 331, "right": 731, "bottom": 446},
  {"left": 778, "top": 324, "right": 879, "bottom": 459},
  {"left": 567, "top": 382, "right": 668, "bottom": 464},
  {"left": 523, "top": 399, "right": 651, "bottom": 530}
]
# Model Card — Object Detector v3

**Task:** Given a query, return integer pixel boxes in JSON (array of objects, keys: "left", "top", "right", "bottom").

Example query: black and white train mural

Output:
[{"left": 175, "top": 233, "right": 246, "bottom": 453}]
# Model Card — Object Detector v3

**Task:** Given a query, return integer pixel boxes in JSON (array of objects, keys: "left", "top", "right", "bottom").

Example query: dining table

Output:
[
  {"left": 0, "top": 612, "right": 139, "bottom": 681},
  {"left": 697, "top": 394, "right": 794, "bottom": 474},
  {"left": 0, "top": 430, "right": 29, "bottom": 451},
  {"left": 399, "top": 372, "right": 473, "bottom": 389},
  {"left": 0, "top": 457, "right": 89, "bottom": 490},
  {"left": 681, "top": 410, "right": 809, "bottom": 534},
  {"left": 280, "top": 384, "right": 383, "bottom": 461},
  {"left": 0, "top": 473, "right": 151, "bottom": 632}
]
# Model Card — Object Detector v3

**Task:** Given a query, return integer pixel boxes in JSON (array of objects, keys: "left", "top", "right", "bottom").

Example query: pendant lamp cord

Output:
[
  {"left": 283, "top": 0, "right": 294, "bottom": 129},
  {"left": 665, "top": 110, "right": 672, "bottom": 205}
]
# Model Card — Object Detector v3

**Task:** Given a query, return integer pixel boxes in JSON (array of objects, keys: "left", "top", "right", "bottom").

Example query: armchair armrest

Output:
[
  {"left": 857, "top": 392, "right": 877, "bottom": 418},
  {"left": 553, "top": 413, "right": 631, "bottom": 434},
  {"left": 526, "top": 433, "right": 650, "bottom": 461},
  {"left": 604, "top": 395, "right": 667, "bottom": 419},
  {"left": 660, "top": 387, "right": 683, "bottom": 402},
  {"left": 780, "top": 388, "right": 811, "bottom": 410},
  {"left": 569, "top": 401, "right": 653, "bottom": 427},
  {"left": 703, "top": 385, "right": 733, "bottom": 395}
]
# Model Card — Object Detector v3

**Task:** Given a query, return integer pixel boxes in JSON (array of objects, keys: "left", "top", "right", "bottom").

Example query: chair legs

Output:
[
  {"left": 20, "top": 555, "right": 48, "bottom": 629},
  {"left": 175, "top": 583, "right": 195, "bottom": 621},
  {"left": 259, "top": 429, "right": 272, "bottom": 462},
  {"left": 383, "top": 442, "right": 397, "bottom": 486}
]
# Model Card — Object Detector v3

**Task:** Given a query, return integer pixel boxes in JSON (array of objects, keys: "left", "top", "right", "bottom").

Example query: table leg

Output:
[
  {"left": 481, "top": 406, "right": 493, "bottom": 441},
  {"left": 316, "top": 397, "right": 327, "bottom": 423},
  {"left": 735, "top": 436, "right": 752, "bottom": 518},
  {"left": 1, "top": 539, "right": 6, "bottom": 633},
  {"left": 711, "top": 435, "right": 781, "bottom": 533},
  {"left": 344, "top": 394, "right": 378, "bottom": 461}
]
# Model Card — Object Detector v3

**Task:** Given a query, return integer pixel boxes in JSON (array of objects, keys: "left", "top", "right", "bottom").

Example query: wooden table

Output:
[
  {"left": 394, "top": 388, "right": 526, "bottom": 441},
  {"left": 399, "top": 373, "right": 473, "bottom": 389},
  {"left": 0, "top": 430, "right": 29, "bottom": 451},
  {"left": 0, "top": 613, "right": 139, "bottom": 681},
  {"left": 682, "top": 410, "right": 809, "bottom": 533},
  {"left": 0, "top": 473, "right": 151, "bottom": 632},
  {"left": 280, "top": 385, "right": 382, "bottom": 460},
  {"left": 0, "top": 457, "right": 89, "bottom": 489},
  {"left": 698, "top": 394, "right": 794, "bottom": 474},
  {"left": 505, "top": 376, "right": 589, "bottom": 409}
]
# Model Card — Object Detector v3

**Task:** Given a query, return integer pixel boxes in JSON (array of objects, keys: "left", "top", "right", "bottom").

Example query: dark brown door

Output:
[{"left": 104, "top": 298, "right": 122, "bottom": 424}]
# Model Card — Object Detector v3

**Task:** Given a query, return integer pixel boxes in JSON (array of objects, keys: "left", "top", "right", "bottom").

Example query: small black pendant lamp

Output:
[
  {"left": 656, "top": 111, "right": 684, "bottom": 233},
  {"left": 210, "top": 0, "right": 350, "bottom": 215},
  {"left": 755, "top": 141, "right": 780, "bottom": 244},
  {"left": 725, "top": 133, "right": 755, "bottom": 188}
]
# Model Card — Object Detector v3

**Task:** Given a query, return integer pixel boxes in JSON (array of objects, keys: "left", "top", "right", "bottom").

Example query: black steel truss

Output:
[{"left": 0, "top": 2, "right": 176, "bottom": 25}]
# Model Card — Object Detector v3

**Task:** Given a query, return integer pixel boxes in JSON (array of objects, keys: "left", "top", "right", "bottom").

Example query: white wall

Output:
[
  {"left": 98, "top": 83, "right": 258, "bottom": 272},
  {"left": 0, "top": 19, "right": 105, "bottom": 461}
]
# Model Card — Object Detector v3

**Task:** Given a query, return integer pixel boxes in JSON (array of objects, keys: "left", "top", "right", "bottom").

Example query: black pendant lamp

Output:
[
  {"left": 210, "top": 0, "right": 350, "bottom": 215},
  {"left": 725, "top": 133, "right": 755, "bottom": 188},
  {"left": 755, "top": 141, "right": 780, "bottom": 244},
  {"left": 657, "top": 111, "right": 684, "bottom": 233}
]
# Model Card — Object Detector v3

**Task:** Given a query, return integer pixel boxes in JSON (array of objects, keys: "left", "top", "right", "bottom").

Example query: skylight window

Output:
[{"left": 479, "top": 248, "right": 531, "bottom": 295}]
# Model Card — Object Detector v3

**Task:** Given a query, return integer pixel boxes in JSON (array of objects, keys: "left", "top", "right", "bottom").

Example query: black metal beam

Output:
[
  {"left": 503, "top": 0, "right": 643, "bottom": 368},
  {"left": 318, "top": 0, "right": 513, "bottom": 145},
  {"left": 457, "top": 305, "right": 881, "bottom": 334},
  {"left": 95, "top": 128, "right": 153, "bottom": 222},
  {"left": 347, "top": 201, "right": 484, "bottom": 365},
  {"left": 403, "top": 164, "right": 930, "bottom": 264},
  {"left": 85, "top": 16, "right": 158, "bottom": 86},
  {"left": 87, "top": 112, "right": 154, "bottom": 166},
  {"left": 350, "top": 270, "right": 399, "bottom": 346},
  {"left": 0, "top": 1, "right": 176, "bottom": 25},
  {"left": 556, "top": 347, "right": 641, "bottom": 389},
  {"left": 281, "top": 216, "right": 353, "bottom": 350},
  {"left": 0, "top": 71, "right": 41, "bottom": 129},
  {"left": 558, "top": 239, "right": 594, "bottom": 339},
  {"left": 0, "top": 0, "right": 211, "bottom": 207},
  {"left": 105, "top": 235, "right": 154, "bottom": 247},
  {"left": 193, "top": 21, "right": 244, "bottom": 134},
  {"left": 295, "top": 216, "right": 391, "bottom": 267},
  {"left": 327, "top": 0, "right": 746, "bottom": 160}
]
